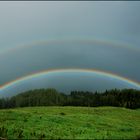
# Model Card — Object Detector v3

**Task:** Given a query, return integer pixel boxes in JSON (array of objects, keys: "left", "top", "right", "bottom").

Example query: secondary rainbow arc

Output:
[
  {"left": 0, "top": 37, "right": 139, "bottom": 55},
  {"left": 0, "top": 68, "right": 140, "bottom": 92}
]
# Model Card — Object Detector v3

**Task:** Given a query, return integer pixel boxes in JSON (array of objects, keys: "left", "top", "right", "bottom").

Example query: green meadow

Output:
[{"left": 0, "top": 106, "right": 140, "bottom": 139}]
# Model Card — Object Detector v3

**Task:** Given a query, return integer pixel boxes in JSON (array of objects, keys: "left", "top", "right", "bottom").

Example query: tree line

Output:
[{"left": 0, "top": 88, "right": 140, "bottom": 109}]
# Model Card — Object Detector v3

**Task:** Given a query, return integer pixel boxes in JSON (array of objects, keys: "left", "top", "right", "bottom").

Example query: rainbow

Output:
[
  {"left": 0, "top": 68, "right": 140, "bottom": 92},
  {"left": 0, "top": 37, "right": 139, "bottom": 55}
]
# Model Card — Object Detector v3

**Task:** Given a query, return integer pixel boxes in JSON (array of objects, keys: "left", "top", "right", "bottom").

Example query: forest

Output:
[{"left": 0, "top": 88, "right": 140, "bottom": 109}]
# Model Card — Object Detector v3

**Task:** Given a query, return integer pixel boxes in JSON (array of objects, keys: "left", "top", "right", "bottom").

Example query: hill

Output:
[{"left": 0, "top": 106, "right": 140, "bottom": 139}]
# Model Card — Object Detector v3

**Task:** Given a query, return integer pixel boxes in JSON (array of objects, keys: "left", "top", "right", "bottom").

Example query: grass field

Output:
[{"left": 0, "top": 106, "right": 140, "bottom": 139}]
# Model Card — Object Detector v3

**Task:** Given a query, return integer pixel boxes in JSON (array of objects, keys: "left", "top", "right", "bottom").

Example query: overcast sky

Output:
[{"left": 0, "top": 2, "right": 140, "bottom": 96}]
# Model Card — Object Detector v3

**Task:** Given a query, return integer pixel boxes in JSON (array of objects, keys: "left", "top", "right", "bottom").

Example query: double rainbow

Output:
[{"left": 0, "top": 38, "right": 140, "bottom": 94}]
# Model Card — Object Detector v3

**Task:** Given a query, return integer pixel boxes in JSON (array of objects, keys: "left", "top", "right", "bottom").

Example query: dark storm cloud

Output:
[
  {"left": 0, "top": 2, "right": 140, "bottom": 96},
  {"left": 0, "top": 2, "right": 140, "bottom": 50}
]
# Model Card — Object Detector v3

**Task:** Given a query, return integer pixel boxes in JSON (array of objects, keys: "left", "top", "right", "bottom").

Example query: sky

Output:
[{"left": 0, "top": 2, "right": 140, "bottom": 97}]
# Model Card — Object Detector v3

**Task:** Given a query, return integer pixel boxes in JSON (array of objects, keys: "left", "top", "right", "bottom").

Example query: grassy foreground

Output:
[{"left": 0, "top": 106, "right": 140, "bottom": 139}]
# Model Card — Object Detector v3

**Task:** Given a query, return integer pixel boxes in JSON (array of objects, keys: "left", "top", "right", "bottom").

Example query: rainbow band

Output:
[
  {"left": 0, "top": 38, "right": 139, "bottom": 55},
  {"left": 0, "top": 68, "right": 140, "bottom": 91}
]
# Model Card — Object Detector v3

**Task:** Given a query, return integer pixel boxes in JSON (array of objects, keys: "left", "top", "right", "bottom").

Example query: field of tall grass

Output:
[{"left": 0, "top": 106, "right": 140, "bottom": 139}]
